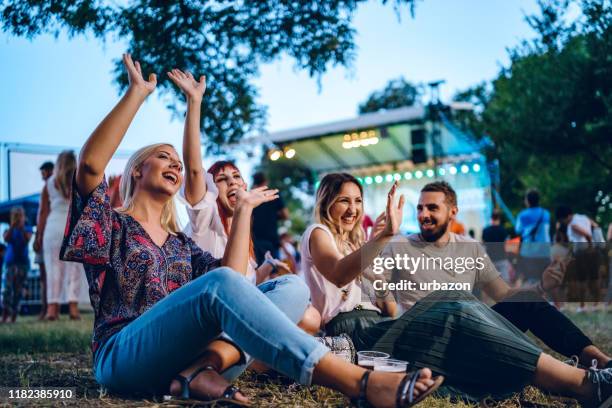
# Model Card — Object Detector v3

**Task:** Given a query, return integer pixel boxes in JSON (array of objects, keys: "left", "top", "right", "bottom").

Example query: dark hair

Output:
[
  {"left": 525, "top": 189, "right": 540, "bottom": 207},
  {"left": 555, "top": 205, "right": 573, "bottom": 220},
  {"left": 421, "top": 181, "right": 457, "bottom": 207},
  {"left": 252, "top": 172, "right": 266, "bottom": 186},
  {"left": 491, "top": 210, "right": 502, "bottom": 222},
  {"left": 0, "top": 243, "right": 6, "bottom": 251},
  {"left": 39, "top": 161, "right": 54, "bottom": 171}
]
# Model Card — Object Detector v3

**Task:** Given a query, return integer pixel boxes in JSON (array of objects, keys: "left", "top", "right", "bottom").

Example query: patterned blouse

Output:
[{"left": 60, "top": 179, "right": 221, "bottom": 353}]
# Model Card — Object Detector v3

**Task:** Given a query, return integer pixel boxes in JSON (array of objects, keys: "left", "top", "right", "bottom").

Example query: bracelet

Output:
[{"left": 375, "top": 289, "right": 390, "bottom": 299}]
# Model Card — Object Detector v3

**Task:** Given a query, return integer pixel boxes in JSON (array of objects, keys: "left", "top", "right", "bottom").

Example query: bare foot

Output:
[
  {"left": 169, "top": 367, "right": 249, "bottom": 404},
  {"left": 365, "top": 368, "right": 438, "bottom": 408}
]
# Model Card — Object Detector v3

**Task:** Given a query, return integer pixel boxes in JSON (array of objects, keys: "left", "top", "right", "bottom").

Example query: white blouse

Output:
[
  {"left": 178, "top": 173, "right": 257, "bottom": 284},
  {"left": 299, "top": 223, "right": 379, "bottom": 325}
]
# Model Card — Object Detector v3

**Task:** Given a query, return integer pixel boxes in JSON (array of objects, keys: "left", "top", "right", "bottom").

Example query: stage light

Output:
[
  {"left": 415, "top": 170, "right": 423, "bottom": 179},
  {"left": 472, "top": 163, "right": 481, "bottom": 172},
  {"left": 385, "top": 174, "right": 394, "bottom": 182},
  {"left": 269, "top": 149, "right": 282, "bottom": 161},
  {"left": 365, "top": 176, "right": 373, "bottom": 185},
  {"left": 374, "top": 175, "right": 383, "bottom": 184},
  {"left": 460, "top": 164, "right": 469, "bottom": 174},
  {"left": 357, "top": 177, "right": 363, "bottom": 184},
  {"left": 449, "top": 166, "right": 457, "bottom": 175},
  {"left": 393, "top": 173, "right": 401, "bottom": 181},
  {"left": 426, "top": 169, "right": 434, "bottom": 178},
  {"left": 404, "top": 172, "right": 413, "bottom": 180},
  {"left": 438, "top": 168, "right": 446, "bottom": 176},
  {"left": 284, "top": 147, "right": 296, "bottom": 159}
]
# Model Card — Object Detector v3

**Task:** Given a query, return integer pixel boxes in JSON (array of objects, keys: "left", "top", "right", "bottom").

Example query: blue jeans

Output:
[
  {"left": 94, "top": 269, "right": 328, "bottom": 394},
  {"left": 221, "top": 274, "right": 310, "bottom": 381}
]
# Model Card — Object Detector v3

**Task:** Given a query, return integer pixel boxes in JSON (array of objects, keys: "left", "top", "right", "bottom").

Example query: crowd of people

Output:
[
  {"left": 0, "top": 54, "right": 611, "bottom": 407},
  {"left": 479, "top": 189, "right": 611, "bottom": 309}
]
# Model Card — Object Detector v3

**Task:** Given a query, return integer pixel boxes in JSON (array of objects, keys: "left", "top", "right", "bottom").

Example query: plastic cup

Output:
[
  {"left": 373, "top": 358, "right": 409, "bottom": 372},
  {"left": 356, "top": 351, "right": 389, "bottom": 369}
]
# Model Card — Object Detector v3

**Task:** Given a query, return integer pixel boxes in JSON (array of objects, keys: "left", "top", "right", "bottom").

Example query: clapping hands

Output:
[{"left": 235, "top": 186, "right": 279, "bottom": 210}]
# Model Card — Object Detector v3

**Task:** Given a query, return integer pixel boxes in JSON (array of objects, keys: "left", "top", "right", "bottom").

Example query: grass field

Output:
[{"left": 0, "top": 308, "right": 609, "bottom": 407}]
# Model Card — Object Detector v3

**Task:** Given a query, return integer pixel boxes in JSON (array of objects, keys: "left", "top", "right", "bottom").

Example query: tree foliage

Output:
[
  {"left": 358, "top": 77, "right": 422, "bottom": 114},
  {"left": 1, "top": 0, "right": 416, "bottom": 152},
  {"left": 453, "top": 0, "right": 612, "bottom": 224}
]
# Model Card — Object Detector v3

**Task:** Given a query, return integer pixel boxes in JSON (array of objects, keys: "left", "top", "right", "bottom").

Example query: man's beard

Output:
[{"left": 419, "top": 218, "right": 450, "bottom": 242}]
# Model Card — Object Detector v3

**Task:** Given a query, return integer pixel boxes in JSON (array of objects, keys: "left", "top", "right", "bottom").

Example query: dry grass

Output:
[{"left": 0, "top": 308, "right": 609, "bottom": 407}]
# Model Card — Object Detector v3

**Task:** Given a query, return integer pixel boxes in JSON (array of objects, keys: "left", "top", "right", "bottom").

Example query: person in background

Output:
[
  {"left": 1, "top": 207, "right": 32, "bottom": 323},
  {"left": 482, "top": 211, "right": 512, "bottom": 283},
  {"left": 279, "top": 232, "right": 299, "bottom": 273},
  {"left": 33, "top": 160, "right": 54, "bottom": 319},
  {"left": 362, "top": 214, "right": 374, "bottom": 240},
  {"left": 450, "top": 219, "right": 466, "bottom": 235},
  {"left": 36, "top": 151, "right": 83, "bottom": 320},
  {"left": 551, "top": 219, "right": 571, "bottom": 309},
  {"left": 251, "top": 172, "right": 289, "bottom": 264},
  {"left": 0, "top": 243, "right": 6, "bottom": 310},
  {"left": 515, "top": 189, "right": 551, "bottom": 283},
  {"left": 556, "top": 206, "right": 602, "bottom": 311}
]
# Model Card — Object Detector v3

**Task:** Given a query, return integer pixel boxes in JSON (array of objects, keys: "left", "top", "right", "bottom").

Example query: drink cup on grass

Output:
[{"left": 356, "top": 351, "right": 389, "bottom": 369}]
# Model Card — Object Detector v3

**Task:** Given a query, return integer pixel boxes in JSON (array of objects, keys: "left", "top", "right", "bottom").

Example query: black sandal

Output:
[
  {"left": 352, "top": 369, "right": 444, "bottom": 407},
  {"left": 172, "top": 365, "right": 250, "bottom": 406}
]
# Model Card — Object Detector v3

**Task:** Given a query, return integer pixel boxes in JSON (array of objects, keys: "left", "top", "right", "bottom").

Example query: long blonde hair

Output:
[
  {"left": 54, "top": 150, "right": 76, "bottom": 199},
  {"left": 314, "top": 173, "right": 365, "bottom": 254},
  {"left": 117, "top": 143, "right": 181, "bottom": 234}
]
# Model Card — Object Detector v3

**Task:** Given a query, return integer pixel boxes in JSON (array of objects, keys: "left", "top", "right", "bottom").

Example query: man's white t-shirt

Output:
[{"left": 567, "top": 214, "right": 591, "bottom": 243}]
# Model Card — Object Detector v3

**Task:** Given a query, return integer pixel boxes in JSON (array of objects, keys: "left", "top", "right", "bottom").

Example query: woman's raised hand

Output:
[
  {"left": 235, "top": 186, "right": 279, "bottom": 210},
  {"left": 381, "top": 181, "right": 405, "bottom": 237},
  {"left": 123, "top": 53, "right": 157, "bottom": 95},
  {"left": 167, "top": 69, "right": 206, "bottom": 102}
]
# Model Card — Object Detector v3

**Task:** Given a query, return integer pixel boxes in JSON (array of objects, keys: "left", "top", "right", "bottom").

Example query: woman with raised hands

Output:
[
  {"left": 301, "top": 172, "right": 612, "bottom": 405},
  {"left": 61, "top": 53, "right": 444, "bottom": 407},
  {"left": 168, "top": 68, "right": 320, "bottom": 335}
]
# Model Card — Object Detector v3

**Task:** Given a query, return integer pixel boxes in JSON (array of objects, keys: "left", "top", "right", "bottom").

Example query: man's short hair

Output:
[
  {"left": 421, "top": 181, "right": 457, "bottom": 207},
  {"left": 252, "top": 172, "right": 266, "bottom": 186},
  {"left": 525, "top": 189, "right": 540, "bottom": 207},
  {"left": 39, "top": 161, "right": 54, "bottom": 171},
  {"left": 555, "top": 205, "right": 573, "bottom": 220},
  {"left": 491, "top": 210, "right": 502, "bottom": 222}
]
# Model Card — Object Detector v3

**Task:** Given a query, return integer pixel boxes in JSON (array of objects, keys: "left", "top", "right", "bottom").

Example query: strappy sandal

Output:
[
  {"left": 172, "top": 365, "right": 250, "bottom": 406},
  {"left": 352, "top": 369, "right": 444, "bottom": 407}
]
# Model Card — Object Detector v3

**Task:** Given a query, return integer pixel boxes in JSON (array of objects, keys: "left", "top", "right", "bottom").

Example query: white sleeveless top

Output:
[
  {"left": 45, "top": 175, "right": 70, "bottom": 226},
  {"left": 299, "top": 223, "right": 379, "bottom": 325}
]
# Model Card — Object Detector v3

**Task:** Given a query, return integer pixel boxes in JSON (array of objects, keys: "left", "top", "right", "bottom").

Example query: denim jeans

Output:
[
  {"left": 93, "top": 268, "right": 328, "bottom": 394},
  {"left": 222, "top": 274, "right": 312, "bottom": 381}
]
